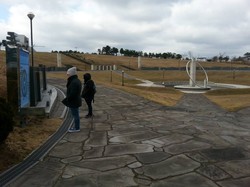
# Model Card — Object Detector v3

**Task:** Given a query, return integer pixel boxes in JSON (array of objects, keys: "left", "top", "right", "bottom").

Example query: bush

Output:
[{"left": 0, "top": 97, "right": 14, "bottom": 144}]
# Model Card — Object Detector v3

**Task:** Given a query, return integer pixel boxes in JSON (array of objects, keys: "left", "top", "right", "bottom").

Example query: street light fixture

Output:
[{"left": 27, "top": 12, "right": 35, "bottom": 67}]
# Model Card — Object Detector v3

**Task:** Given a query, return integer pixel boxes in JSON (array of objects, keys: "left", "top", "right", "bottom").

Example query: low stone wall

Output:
[{"left": 91, "top": 64, "right": 117, "bottom": 71}]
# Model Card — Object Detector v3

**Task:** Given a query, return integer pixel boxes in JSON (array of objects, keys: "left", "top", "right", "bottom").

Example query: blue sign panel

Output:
[{"left": 19, "top": 49, "right": 30, "bottom": 108}]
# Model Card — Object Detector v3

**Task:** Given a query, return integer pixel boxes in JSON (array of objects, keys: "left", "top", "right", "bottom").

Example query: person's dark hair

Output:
[{"left": 83, "top": 73, "right": 91, "bottom": 82}]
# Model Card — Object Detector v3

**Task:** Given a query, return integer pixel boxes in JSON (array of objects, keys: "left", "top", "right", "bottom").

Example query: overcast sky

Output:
[{"left": 0, "top": 0, "right": 249, "bottom": 58}]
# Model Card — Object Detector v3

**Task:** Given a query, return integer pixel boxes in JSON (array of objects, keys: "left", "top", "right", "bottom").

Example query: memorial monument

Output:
[{"left": 174, "top": 55, "right": 211, "bottom": 91}]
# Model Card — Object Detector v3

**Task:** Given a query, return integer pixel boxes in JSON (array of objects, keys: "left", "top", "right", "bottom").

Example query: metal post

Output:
[
  {"left": 27, "top": 12, "right": 36, "bottom": 106},
  {"left": 110, "top": 70, "right": 113, "bottom": 82},
  {"left": 122, "top": 70, "right": 124, "bottom": 86},
  {"left": 28, "top": 12, "right": 35, "bottom": 67}
]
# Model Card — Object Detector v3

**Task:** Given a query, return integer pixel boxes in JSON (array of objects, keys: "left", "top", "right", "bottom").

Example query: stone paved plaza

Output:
[{"left": 7, "top": 80, "right": 250, "bottom": 187}]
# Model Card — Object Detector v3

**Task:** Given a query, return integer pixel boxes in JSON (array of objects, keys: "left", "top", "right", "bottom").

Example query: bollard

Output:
[
  {"left": 122, "top": 70, "right": 124, "bottom": 86},
  {"left": 204, "top": 79, "right": 207, "bottom": 88},
  {"left": 110, "top": 70, "right": 113, "bottom": 82}
]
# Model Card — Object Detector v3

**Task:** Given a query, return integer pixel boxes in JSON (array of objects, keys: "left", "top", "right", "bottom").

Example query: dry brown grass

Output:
[
  {"left": 0, "top": 117, "right": 62, "bottom": 173},
  {"left": 34, "top": 52, "right": 90, "bottom": 70},
  {"left": 206, "top": 95, "right": 250, "bottom": 112},
  {"left": 126, "top": 70, "right": 250, "bottom": 85},
  {"left": 120, "top": 86, "right": 182, "bottom": 106},
  {"left": 0, "top": 51, "right": 90, "bottom": 71},
  {"left": 2, "top": 50, "right": 250, "bottom": 71},
  {"left": 91, "top": 71, "right": 183, "bottom": 106},
  {"left": 82, "top": 54, "right": 250, "bottom": 69},
  {"left": 94, "top": 70, "right": 250, "bottom": 111},
  {"left": 123, "top": 70, "right": 250, "bottom": 111},
  {"left": 82, "top": 54, "right": 187, "bottom": 69},
  {"left": 48, "top": 69, "right": 250, "bottom": 111},
  {"left": 47, "top": 69, "right": 250, "bottom": 111},
  {"left": 205, "top": 88, "right": 250, "bottom": 111}
]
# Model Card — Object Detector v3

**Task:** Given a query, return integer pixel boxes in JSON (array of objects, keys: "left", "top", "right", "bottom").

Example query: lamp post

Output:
[
  {"left": 27, "top": 12, "right": 35, "bottom": 67},
  {"left": 27, "top": 12, "right": 36, "bottom": 106}
]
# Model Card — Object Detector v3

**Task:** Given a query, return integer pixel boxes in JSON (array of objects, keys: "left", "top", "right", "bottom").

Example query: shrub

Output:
[{"left": 0, "top": 97, "right": 14, "bottom": 144}]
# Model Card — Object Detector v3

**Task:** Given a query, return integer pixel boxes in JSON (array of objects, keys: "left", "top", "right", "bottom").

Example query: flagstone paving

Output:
[{"left": 7, "top": 83, "right": 250, "bottom": 187}]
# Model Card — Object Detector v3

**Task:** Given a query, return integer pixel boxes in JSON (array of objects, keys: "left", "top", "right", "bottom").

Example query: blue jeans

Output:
[{"left": 69, "top": 107, "right": 80, "bottom": 130}]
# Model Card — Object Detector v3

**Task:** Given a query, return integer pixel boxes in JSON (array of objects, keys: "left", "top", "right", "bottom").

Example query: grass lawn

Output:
[
  {"left": 0, "top": 117, "right": 62, "bottom": 173},
  {"left": 205, "top": 88, "right": 250, "bottom": 111}
]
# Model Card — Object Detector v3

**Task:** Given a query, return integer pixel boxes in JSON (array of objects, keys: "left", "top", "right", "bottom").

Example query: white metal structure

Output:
[
  {"left": 174, "top": 55, "right": 211, "bottom": 91},
  {"left": 186, "top": 57, "right": 209, "bottom": 88}
]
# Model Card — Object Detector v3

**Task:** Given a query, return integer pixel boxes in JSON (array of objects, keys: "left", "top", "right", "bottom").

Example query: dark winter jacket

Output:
[
  {"left": 81, "top": 73, "right": 95, "bottom": 100},
  {"left": 62, "top": 75, "right": 82, "bottom": 108}
]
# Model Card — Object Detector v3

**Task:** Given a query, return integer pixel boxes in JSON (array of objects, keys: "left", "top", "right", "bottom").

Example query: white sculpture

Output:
[{"left": 175, "top": 53, "right": 210, "bottom": 91}]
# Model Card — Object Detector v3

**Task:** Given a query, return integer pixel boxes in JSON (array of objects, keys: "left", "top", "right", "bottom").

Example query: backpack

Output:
[
  {"left": 91, "top": 82, "right": 96, "bottom": 103},
  {"left": 92, "top": 83, "right": 96, "bottom": 95}
]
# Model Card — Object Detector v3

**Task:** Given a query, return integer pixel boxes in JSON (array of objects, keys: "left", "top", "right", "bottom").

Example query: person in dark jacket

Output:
[
  {"left": 62, "top": 67, "right": 82, "bottom": 132},
  {"left": 81, "top": 73, "right": 95, "bottom": 118}
]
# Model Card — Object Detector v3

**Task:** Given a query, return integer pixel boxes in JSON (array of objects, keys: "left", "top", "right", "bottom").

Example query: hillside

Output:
[
  {"left": 76, "top": 53, "right": 250, "bottom": 70},
  {"left": 1, "top": 50, "right": 250, "bottom": 72},
  {"left": 0, "top": 51, "right": 91, "bottom": 71}
]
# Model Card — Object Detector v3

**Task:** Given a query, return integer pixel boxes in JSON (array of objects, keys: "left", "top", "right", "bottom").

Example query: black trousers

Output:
[{"left": 84, "top": 98, "right": 93, "bottom": 115}]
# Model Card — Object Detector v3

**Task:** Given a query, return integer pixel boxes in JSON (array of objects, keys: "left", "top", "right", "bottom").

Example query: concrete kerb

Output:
[
  {"left": 52, "top": 86, "right": 68, "bottom": 119},
  {"left": 41, "top": 85, "right": 57, "bottom": 117},
  {"left": 20, "top": 84, "right": 58, "bottom": 117},
  {"left": 136, "top": 78, "right": 165, "bottom": 88},
  {"left": 44, "top": 85, "right": 57, "bottom": 117}
]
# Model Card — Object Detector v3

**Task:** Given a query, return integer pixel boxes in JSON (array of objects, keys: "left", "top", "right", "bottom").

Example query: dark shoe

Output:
[{"left": 85, "top": 114, "right": 93, "bottom": 118}]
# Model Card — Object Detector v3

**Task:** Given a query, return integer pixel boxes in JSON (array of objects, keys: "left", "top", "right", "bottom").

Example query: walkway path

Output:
[{"left": 7, "top": 80, "right": 250, "bottom": 187}]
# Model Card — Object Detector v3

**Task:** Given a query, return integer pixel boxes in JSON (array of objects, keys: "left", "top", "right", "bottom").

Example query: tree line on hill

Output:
[
  {"left": 211, "top": 52, "right": 250, "bottom": 62},
  {"left": 51, "top": 47, "right": 250, "bottom": 62},
  {"left": 97, "top": 45, "right": 182, "bottom": 59},
  {"left": 51, "top": 45, "right": 183, "bottom": 59}
]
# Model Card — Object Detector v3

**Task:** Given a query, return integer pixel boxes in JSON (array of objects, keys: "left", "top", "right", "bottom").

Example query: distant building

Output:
[
  {"left": 243, "top": 53, "right": 250, "bottom": 61},
  {"left": 196, "top": 57, "right": 207, "bottom": 62}
]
